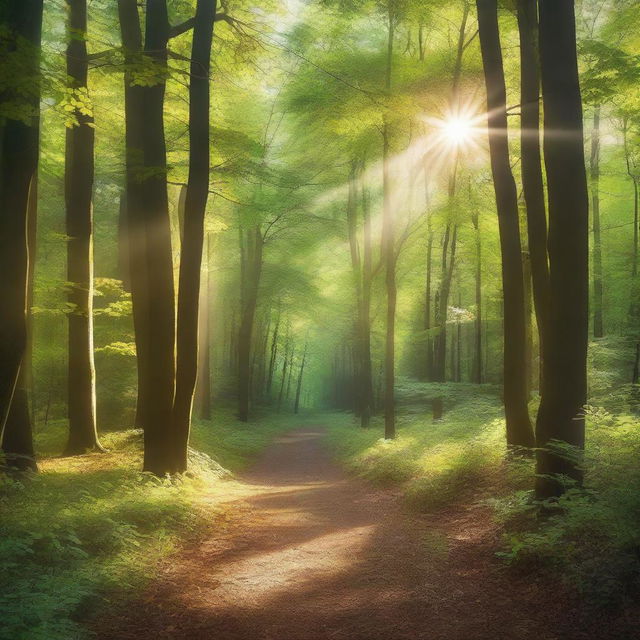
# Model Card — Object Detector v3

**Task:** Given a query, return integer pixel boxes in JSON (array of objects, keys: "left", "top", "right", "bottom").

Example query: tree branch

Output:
[{"left": 169, "top": 17, "right": 195, "bottom": 39}]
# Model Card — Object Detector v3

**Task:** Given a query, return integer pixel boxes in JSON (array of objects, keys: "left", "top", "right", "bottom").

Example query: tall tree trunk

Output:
[
  {"left": 590, "top": 105, "right": 604, "bottom": 338},
  {"left": 118, "top": 0, "right": 149, "bottom": 433},
  {"left": 266, "top": 307, "right": 280, "bottom": 396},
  {"left": 294, "top": 343, "right": 307, "bottom": 414},
  {"left": 0, "top": 0, "right": 43, "bottom": 467},
  {"left": 433, "top": 225, "right": 457, "bottom": 381},
  {"left": 346, "top": 162, "right": 363, "bottom": 414},
  {"left": 117, "top": 192, "right": 131, "bottom": 291},
  {"left": 623, "top": 118, "right": 639, "bottom": 319},
  {"left": 535, "top": 0, "right": 589, "bottom": 499},
  {"left": 64, "top": 0, "right": 102, "bottom": 455},
  {"left": 517, "top": 0, "right": 551, "bottom": 356},
  {"left": 360, "top": 172, "right": 374, "bottom": 427},
  {"left": 471, "top": 210, "right": 483, "bottom": 383},
  {"left": 382, "top": 3, "right": 396, "bottom": 439},
  {"left": 2, "top": 177, "right": 39, "bottom": 471},
  {"left": 277, "top": 331, "right": 290, "bottom": 411},
  {"left": 477, "top": 0, "right": 534, "bottom": 448},
  {"left": 173, "top": 0, "right": 215, "bottom": 472},
  {"left": 285, "top": 346, "right": 295, "bottom": 403},
  {"left": 237, "top": 226, "right": 263, "bottom": 421},
  {"left": 139, "top": 0, "right": 176, "bottom": 474},
  {"left": 523, "top": 251, "right": 534, "bottom": 398},
  {"left": 424, "top": 170, "right": 434, "bottom": 381},
  {"left": 194, "top": 233, "right": 213, "bottom": 421}
]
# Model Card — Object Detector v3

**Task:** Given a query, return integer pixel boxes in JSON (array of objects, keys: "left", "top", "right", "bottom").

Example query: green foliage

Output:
[
  {"left": 325, "top": 381, "right": 513, "bottom": 508},
  {"left": 494, "top": 405, "right": 640, "bottom": 607},
  {"left": 0, "top": 410, "right": 290, "bottom": 640}
]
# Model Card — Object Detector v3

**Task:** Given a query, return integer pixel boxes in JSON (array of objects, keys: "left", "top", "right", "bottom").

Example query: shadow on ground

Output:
[{"left": 94, "top": 428, "right": 636, "bottom": 640}]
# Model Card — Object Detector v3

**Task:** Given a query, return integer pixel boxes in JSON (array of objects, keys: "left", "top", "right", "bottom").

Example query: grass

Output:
[
  {"left": 324, "top": 380, "right": 524, "bottom": 511},
  {"left": 0, "top": 408, "right": 295, "bottom": 640},
  {"left": 324, "top": 369, "right": 640, "bottom": 608}
]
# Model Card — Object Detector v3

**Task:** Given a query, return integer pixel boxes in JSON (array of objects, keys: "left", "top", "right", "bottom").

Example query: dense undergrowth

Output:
[
  {"left": 325, "top": 345, "right": 640, "bottom": 609},
  {"left": 0, "top": 409, "right": 294, "bottom": 640}
]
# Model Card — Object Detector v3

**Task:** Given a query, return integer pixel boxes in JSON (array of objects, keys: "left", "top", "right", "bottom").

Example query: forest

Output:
[{"left": 1, "top": 0, "right": 640, "bottom": 638}]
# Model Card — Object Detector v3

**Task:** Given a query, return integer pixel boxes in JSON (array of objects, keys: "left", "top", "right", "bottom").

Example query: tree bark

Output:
[
  {"left": 471, "top": 210, "right": 483, "bottom": 384},
  {"left": 535, "top": 0, "right": 589, "bottom": 499},
  {"left": 360, "top": 172, "right": 374, "bottom": 426},
  {"left": 2, "top": 176, "right": 39, "bottom": 471},
  {"left": 590, "top": 105, "right": 604, "bottom": 338},
  {"left": 294, "top": 343, "right": 307, "bottom": 414},
  {"left": 173, "top": 0, "right": 216, "bottom": 472},
  {"left": 139, "top": 0, "right": 176, "bottom": 474},
  {"left": 64, "top": 0, "right": 103, "bottom": 455},
  {"left": 382, "top": 2, "right": 396, "bottom": 440},
  {"left": 118, "top": 0, "right": 149, "bottom": 433},
  {"left": 477, "top": 0, "right": 534, "bottom": 448},
  {"left": 237, "top": 226, "right": 263, "bottom": 421},
  {"left": 194, "top": 233, "right": 213, "bottom": 421},
  {"left": 516, "top": 0, "right": 551, "bottom": 356},
  {"left": 266, "top": 307, "right": 280, "bottom": 397},
  {"left": 0, "top": 0, "right": 43, "bottom": 467},
  {"left": 433, "top": 224, "right": 457, "bottom": 381}
]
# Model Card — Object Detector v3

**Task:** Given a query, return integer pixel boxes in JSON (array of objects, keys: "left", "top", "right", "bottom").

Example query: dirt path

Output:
[{"left": 95, "top": 427, "right": 625, "bottom": 640}]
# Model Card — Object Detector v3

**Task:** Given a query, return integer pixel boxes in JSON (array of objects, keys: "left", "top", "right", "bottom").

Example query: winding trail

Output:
[{"left": 95, "top": 427, "right": 627, "bottom": 640}]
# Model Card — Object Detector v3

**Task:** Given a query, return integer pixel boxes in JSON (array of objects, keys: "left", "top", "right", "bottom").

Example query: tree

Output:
[
  {"left": 477, "top": 0, "right": 534, "bottom": 448},
  {"left": 381, "top": 0, "right": 398, "bottom": 440},
  {"left": 0, "top": 0, "right": 43, "bottom": 470},
  {"left": 516, "top": 0, "right": 551, "bottom": 355},
  {"left": 64, "top": 0, "right": 103, "bottom": 455},
  {"left": 294, "top": 342, "right": 308, "bottom": 414},
  {"left": 173, "top": 0, "right": 216, "bottom": 472},
  {"left": 535, "top": 0, "right": 590, "bottom": 499}
]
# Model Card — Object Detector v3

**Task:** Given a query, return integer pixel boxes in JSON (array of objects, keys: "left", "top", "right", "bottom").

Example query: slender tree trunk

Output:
[
  {"left": 285, "top": 346, "right": 295, "bottom": 403},
  {"left": 194, "top": 233, "right": 213, "bottom": 420},
  {"left": 139, "top": 0, "right": 176, "bottom": 474},
  {"left": 346, "top": 162, "right": 364, "bottom": 415},
  {"left": 472, "top": 210, "right": 483, "bottom": 383},
  {"left": 590, "top": 105, "right": 604, "bottom": 338},
  {"left": 623, "top": 119, "right": 639, "bottom": 318},
  {"left": 237, "top": 226, "right": 263, "bottom": 421},
  {"left": 118, "top": 0, "right": 149, "bottom": 433},
  {"left": 477, "top": 0, "right": 534, "bottom": 448},
  {"left": 517, "top": 0, "right": 550, "bottom": 357},
  {"left": 535, "top": 0, "right": 589, "bottom": 499},
  {"left": 117, "top": 192, "right": 131, "bottom": 291},
  {"left": 523, "top": 251, "right": 533, "bottom": 399},
  {"left": 173, "top": 0, "right": 215, "bottom": 472},
  {"left": 456, "top": 291, "right": 462, "bottom": 382},
  {"left": 433, "top": 225, "right": 457, "bottom": 381},
  {"left": 0, "top": 1, "right": 43, "bottom": 467},
  {"left": 424, "top": 169, "right": 434, "bottom": 380},
  {"left": 2, "top": 177, "right": 39, "bottom": 471},
  {"left": 277, "top": 331, "right": 290, "bottom": 411},
  {"left": 294, "top": 344, "right": 307, "bottom": 414},
  {"left": 382, "top": 5, "right": 396, "bottom": 439},
  {"left": 64, "top": 0, "right": 102, "bottom": 455},
  {"left": 266, "top": 307, "right": 280, "bottom": 396},
  {"left": 360, "top": 173, "right": 374, "bottom": 426}
]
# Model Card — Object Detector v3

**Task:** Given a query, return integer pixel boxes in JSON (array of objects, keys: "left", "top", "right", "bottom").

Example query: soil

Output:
[{"left": 94, "top": 427, "right": 639, "bottom": 640}]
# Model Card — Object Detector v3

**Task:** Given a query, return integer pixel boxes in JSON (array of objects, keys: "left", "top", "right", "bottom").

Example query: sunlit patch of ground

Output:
[{"left": 94, "top": 427, "right": 592, "bottom": 640}]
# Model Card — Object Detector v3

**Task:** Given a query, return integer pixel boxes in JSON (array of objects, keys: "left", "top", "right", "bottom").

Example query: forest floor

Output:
[{"left": 93, "top": 426, "right": 636, "bottom": 640}]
